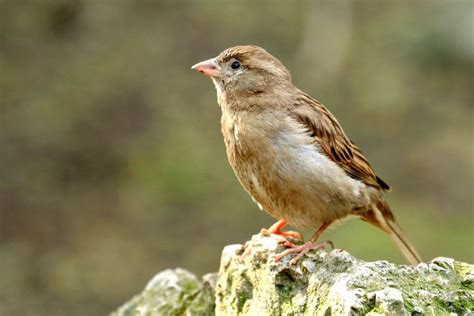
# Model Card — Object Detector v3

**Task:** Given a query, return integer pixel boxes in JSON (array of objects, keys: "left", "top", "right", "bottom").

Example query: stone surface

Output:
[
  {"left": 113, "top": 234, "right": 473, "bottom": 315},
  {"left": 111, "top": 268, "right": 216, "bottom": 316}
]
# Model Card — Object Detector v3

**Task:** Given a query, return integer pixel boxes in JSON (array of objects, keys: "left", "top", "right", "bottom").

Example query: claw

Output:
[
  {"left": 274, "top": 240, "right": 333, "bottom": 265},
  {"left": 262, "top": 219, "right": 304, "bottom": 240}
]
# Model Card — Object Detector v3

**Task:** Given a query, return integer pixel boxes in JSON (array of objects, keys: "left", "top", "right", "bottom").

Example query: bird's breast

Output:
[{"left": 220, "top": 111, "right": 369, "bottom": 229}]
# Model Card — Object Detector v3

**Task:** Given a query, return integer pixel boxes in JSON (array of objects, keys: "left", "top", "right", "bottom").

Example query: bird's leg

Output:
[
  {"left": 260, "top": 219, "right": 303, "bottom": 240},
  {"left": 274, "top": 222, "right": 333, "bottom": 265},
  {"left": 244, "top": 219, "right": 287, "bottom": 257},
  {"left": 243, "top": 219, "right": 303, "bottom": 258}
]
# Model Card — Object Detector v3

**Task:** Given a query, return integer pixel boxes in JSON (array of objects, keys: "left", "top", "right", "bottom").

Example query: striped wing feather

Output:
[{"left": 293, "top": 92, "right": 390, "bottom": 191}]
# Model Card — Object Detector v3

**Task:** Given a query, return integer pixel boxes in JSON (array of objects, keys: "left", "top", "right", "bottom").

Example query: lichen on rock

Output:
[
  {"left": 112, "top": 234, "right": 473, "bottom": 315},
  {"left": 111, "top": 268, "right": 216, "bottom": 316}
]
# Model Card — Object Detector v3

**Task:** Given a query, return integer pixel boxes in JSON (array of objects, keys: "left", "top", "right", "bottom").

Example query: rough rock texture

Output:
[
  {"left": 113, "top": 234, "right": 473, "bottom": 315},
  {"left": 111, "top": 268, "right": 217, "bottom": 316}
]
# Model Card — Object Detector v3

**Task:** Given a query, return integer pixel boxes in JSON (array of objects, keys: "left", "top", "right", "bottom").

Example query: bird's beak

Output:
[{"left": 191, "top": 58, "right": 223, "bottom": 78}]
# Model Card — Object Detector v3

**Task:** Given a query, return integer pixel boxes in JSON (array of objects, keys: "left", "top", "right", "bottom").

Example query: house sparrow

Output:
[{"left": 192, "top": 45, "right": 422, "bottom": 265}]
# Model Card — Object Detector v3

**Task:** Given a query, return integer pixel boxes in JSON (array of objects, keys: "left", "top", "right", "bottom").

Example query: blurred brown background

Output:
[{"left": 1, "top": 0, "right": 473, "bottom": 315}]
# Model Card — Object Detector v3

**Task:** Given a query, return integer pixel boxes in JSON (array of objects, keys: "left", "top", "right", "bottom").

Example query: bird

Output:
[{"left": 191, "top": 45, "right": 422, "bottom": 265}]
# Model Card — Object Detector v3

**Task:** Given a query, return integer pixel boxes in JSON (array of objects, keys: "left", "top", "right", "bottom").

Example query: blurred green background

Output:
[{"left": 1, "top": 0, "right": 473, "bottom": 315}]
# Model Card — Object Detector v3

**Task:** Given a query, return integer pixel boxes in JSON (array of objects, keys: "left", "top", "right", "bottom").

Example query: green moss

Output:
[{"left": 115, "top": 236, "right": 474, "bottom": 315}]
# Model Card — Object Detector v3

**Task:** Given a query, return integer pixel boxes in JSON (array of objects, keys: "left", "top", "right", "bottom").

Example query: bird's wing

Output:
[{"left": 292, "top": 92, "right": 390, "bottom": 190}]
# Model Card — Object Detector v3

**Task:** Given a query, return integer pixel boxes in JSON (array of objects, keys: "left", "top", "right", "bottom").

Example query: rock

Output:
[
  {"left": 112, "top": 234, "right": 474, "bottom": 315},
  {"left": 111, "top": 268, "right": 216, "bottom": 316}
]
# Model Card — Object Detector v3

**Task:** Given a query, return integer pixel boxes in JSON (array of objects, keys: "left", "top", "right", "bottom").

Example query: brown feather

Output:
[
  {"left": 292, "top": 92, "right": 390, "bottom": 191},
  {"left": 193, "top": 45, "right": 422, "bottom": 264}
]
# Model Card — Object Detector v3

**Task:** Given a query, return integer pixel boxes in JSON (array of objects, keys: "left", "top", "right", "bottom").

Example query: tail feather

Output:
[
  {"left": 362, "top": 199, "right": 422, "bottom": 265},
  {"left": 385, "top": 217, "right": 422, "bottom": 265}
]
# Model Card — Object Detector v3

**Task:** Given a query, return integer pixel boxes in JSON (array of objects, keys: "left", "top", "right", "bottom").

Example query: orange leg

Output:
[
  {"left": 261, "top": 219, "right": 303, "bottom": 240},
  {"left": 244, "top": 219, "right": 303, "bottom": 258},
  {"left": 274, "top": 222, "right": 333, "bottom": 265}
]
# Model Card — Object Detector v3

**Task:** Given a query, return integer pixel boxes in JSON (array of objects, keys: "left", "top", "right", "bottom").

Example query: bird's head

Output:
[{"left": 192, "top": 45, "right": 292, "bottom": 102}]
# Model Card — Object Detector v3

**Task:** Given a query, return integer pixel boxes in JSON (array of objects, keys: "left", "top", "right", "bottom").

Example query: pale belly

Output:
[{"left": 228, "top": 129, "right": 370, "bottom": 230}]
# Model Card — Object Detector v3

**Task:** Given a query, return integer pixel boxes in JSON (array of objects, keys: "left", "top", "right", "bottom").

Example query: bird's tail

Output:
[{"left": 362, "top": 198, "right": 422, "bottom": 265}]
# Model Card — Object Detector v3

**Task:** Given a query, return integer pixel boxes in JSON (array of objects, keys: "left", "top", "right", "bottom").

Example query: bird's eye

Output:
[{"left": 231, "top": 61, "right": 240, "bottom": 69}]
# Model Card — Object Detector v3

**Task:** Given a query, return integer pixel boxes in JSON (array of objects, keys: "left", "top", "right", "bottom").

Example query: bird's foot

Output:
[
  {"left": 274, "top": 240, "right": 333, "bottom": 265},
  {"left": 260, "top": 227, "right": 303, "bottom": 241},
  {"left": 242, "top": 241, "right": 252, "bottom": 257},
  {"left": 242, "top": 220, "right": 304, "bottom": 258},
  {"left": 260, "top": 219, "right": 304, "bottom": 240}
]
